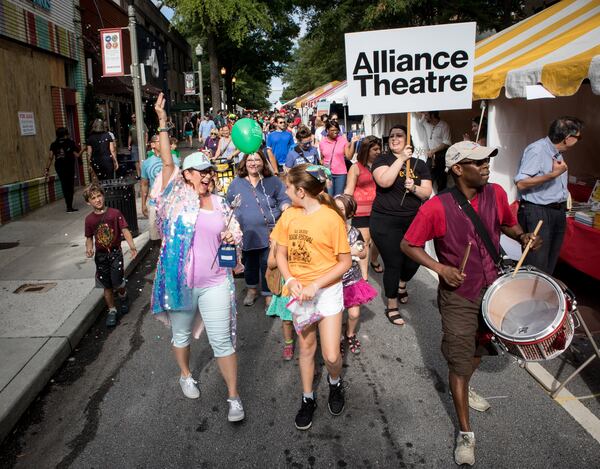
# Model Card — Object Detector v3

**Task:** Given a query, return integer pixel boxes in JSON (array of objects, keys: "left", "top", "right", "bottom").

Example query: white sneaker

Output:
[
  {"left": 179, "top": 375, "right": 200, "bottom": 399},
  {"left": 468, "top": 387, "right": 490, "bottom": 412},
  {"left": 454, "top": 432, "right": 475, "bottom": 466},
  {"left": 227, "top": 397, "right": 245, "bottom": 422}
]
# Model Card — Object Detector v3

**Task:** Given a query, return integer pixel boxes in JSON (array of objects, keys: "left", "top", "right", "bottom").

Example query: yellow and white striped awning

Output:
[{"left": 474, "top": 0, "right": 600, "bottom": 99}]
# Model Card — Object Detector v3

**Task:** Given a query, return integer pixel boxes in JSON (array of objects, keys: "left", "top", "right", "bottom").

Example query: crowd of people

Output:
[{"left": 77, "top": 92, "right": 583, "bottom": 466}]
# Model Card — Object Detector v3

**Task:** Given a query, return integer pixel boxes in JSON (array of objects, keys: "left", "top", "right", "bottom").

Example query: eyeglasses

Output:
[
  {"left": 389, "top": 133, "right": 406, "bottom": 139},
  {"left": 568, "top": 133, "right": 582, "bottom": 141},
  {"left": 458, "top": 158, "right": 490, "bottom": 167},
  {"left": 246, "top": 158, "right": 262, "bottom": 164}
]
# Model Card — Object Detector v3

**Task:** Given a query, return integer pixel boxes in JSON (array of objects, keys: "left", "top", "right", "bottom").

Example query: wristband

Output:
[
  {"left": 284, "top": 277, "right": 296, "bottom": 287},
  {"left": 158, "top": 127, "right": 170, "bottom": 133},
  {"left": 412, "top": 185, "right": 417, "bottom": 193}
]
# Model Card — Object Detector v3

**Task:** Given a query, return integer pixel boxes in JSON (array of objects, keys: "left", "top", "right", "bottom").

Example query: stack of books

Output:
[{"left": 574, "top": 211, "right": 595, "bottom": 227}]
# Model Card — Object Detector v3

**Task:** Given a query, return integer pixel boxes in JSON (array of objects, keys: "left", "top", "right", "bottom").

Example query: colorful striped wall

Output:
[
  {"left": 0, "top": 0, "right": 78, "bottom": 60},
  {"left": 0, "top": 176, "right": 64, "bottom": 225}
]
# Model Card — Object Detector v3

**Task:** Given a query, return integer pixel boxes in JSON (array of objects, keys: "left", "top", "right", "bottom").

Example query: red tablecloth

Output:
[
  {"left": 559, "top": 217, "right": 600, "bottom": 280},
  {"left": 568, "top": 183, "right": 593, "bottom": 202}
]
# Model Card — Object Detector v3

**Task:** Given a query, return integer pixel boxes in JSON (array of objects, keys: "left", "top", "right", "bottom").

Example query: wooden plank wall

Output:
[{"left": 0, "top": 37, "right": 66, "bottom": 186}]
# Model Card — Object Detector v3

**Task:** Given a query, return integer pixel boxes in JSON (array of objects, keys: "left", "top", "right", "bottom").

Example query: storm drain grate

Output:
[{"left": 14, "top": 282, "right": 57, "bottom": 294}]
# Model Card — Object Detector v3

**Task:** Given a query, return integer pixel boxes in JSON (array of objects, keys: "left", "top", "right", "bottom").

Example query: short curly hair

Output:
[{"left": 83, "top": 183, "right": 104, "bottom": 202}]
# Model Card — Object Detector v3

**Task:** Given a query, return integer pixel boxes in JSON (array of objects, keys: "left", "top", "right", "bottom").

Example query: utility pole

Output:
[
  {"left": 196, "top": 45, "right": 205, "bottom": 117},
  {"left": 128, "top": 0, "right": 145, "bottom": 163}
]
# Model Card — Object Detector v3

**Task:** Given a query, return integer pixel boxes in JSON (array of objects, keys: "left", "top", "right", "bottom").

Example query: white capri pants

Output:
[{"left": 168, "top": 279, "right": 234, "bottom": 357}]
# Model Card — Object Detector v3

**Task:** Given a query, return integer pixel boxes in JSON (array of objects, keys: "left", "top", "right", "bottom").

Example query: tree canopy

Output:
[{"left": 282, "top": 0, "right": 528, "bottom": 101}]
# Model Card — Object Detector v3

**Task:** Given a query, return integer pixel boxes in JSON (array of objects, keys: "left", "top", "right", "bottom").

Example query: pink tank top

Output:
[{"left": 353, "top": 162, "right": 376, "bottom": 217}]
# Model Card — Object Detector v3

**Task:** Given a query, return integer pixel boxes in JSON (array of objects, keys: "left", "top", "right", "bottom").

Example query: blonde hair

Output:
[{"left": 286, "top": 164, "right": 345, "bottom": 220}]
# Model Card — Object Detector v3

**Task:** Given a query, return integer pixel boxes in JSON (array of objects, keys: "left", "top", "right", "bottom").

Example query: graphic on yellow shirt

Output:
[{"left": 289, "top": 229, "right": 312, "bottom": 264}]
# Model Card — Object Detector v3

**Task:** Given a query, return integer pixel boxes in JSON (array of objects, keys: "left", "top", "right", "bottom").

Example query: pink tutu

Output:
[{"left": 343, "top": 278, "right": 377, "bottom": 308}]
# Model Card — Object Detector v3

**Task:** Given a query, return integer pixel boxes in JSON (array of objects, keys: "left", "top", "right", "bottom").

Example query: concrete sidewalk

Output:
[{"left": 0, "top": 184, "right": 151, "bottom": 443}]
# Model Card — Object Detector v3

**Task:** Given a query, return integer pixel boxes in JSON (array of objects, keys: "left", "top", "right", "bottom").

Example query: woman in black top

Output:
[
  {"left": 86, "top": 119, "right": 117, "bottom": 181},
  {"left": 45, "top": 127, "right": 82, "bottom": 211},
  {"left": 370, "top": 125, "right": 432, "bottom": 325}
]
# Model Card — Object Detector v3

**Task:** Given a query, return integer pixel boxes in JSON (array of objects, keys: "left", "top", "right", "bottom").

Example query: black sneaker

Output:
[
  {"left": 327, "top": 376, "right": 345, "bottom": 416},
  {"left": 295, "top": 396, "right": 316, "bottom": 430}
]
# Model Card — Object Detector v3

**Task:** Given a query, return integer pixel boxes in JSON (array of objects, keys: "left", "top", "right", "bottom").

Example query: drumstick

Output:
[
  {"left": 459, "top": 242, "right": 472, "bottom": 274},
  {"left": 400, "top": 159, "right": 412, "bottom": 206},
  {"left": 512, "top": 220, "right": 543, "bottom": 277}
]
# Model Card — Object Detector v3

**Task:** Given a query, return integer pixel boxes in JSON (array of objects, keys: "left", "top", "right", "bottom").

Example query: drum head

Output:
[{"left": 482, "top": 270, "right": 566, "bottom": 343}]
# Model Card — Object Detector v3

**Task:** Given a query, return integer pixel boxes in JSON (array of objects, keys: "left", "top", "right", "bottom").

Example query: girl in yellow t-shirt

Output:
[{"left": 271, "top": 164, "right": 352, "bottom": 431}]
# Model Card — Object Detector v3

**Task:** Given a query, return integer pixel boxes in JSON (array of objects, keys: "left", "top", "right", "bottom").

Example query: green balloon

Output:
[{"left": 231, "top": 118, "right": 263, "bottom": 154}]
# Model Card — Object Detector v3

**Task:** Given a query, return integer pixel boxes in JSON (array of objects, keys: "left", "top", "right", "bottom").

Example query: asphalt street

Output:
[{"left": 1, "top": 246, "right": 598, "bottom": 468}]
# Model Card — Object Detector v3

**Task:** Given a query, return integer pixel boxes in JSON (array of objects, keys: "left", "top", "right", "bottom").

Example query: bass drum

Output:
[{"left": 481, "top": 268, "right": 575, "bottom": 361}]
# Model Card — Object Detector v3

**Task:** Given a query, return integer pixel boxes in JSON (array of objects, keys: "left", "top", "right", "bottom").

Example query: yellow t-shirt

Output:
[{"left": 271, "top": 205, "right": 350, "bottom": 285}]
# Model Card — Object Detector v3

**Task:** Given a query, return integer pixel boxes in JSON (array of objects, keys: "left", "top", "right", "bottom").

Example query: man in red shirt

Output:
[{"left": 401, "top": 141, "right": 540, "bottom": 466}]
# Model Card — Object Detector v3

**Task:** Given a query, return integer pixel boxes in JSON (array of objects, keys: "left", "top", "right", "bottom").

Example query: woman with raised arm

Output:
[{"left": 150, "top": 93, "right": 245, "bottom": 423}]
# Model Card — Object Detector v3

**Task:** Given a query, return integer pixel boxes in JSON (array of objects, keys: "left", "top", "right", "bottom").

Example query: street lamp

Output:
[
  {"left": 195, "top": 44, "right": 204, "bottom": 117},
  {"left": 232, "top": 76, "right": 236, "bottom": 111},
  {"left": 220, "top": 67, "right": 227, "bottom": 110}
]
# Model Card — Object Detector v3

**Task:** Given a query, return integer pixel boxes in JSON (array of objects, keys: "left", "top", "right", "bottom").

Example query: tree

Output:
[
  {"left": 164, "top": 0, "right": 296, "bottom": 110},
  {"left": 283, "top": 0, "right": 528, "bottom": 99}
]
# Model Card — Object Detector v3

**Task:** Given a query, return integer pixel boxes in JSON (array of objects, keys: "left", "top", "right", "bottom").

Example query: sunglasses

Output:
[
  {"left": 458, "top": 158, "right": 490, "bottom": 167},
  {"left": 567, "top": 133, "right": 582, "bottom": 141}
]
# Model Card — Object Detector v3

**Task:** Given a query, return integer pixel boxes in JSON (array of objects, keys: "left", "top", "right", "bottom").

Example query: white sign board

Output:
[
  {"left": 100, "top": 28, "right": 124, "bottom": 77},
  {"left": 345, "top": 23, "right": 476, "bottom": 115},
  {"left": 18, "top": 112, "right": 36, "bottom": 136}
]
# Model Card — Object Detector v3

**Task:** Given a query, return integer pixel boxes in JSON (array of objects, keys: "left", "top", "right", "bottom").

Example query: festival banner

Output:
[
  {"left": 100, "top": 28, "right": 125, "bottom": 77},
  {"left": 184, "top": 72, "right": 196, "bottom": 95},
  {"left": 344, "top": 23, "right": 476, "bottom": 115}
]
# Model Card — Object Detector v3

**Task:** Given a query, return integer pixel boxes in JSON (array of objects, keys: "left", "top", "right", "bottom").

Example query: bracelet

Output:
[
  {"left": 412, "top": 185, "right": 417, "bottom": 193},
  {"left": 158, "top": 127, "right": 170, "bottom": 133},
  {"left": 284, "top": 277, "right": 296, "bottom": 287}
]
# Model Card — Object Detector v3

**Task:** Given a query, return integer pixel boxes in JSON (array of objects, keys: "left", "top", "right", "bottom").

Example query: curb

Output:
[{"left": 0, "top": 231, "right": 152, "bottom": 444}]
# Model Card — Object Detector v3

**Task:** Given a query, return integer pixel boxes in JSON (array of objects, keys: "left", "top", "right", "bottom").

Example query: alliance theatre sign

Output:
[{"left": 345, "top": 23, "right": 476, "bottom": 115}]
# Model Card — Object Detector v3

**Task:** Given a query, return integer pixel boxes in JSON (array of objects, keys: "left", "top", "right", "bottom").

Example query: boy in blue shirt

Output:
[{"left": 285, "top": 126, "right": 320, "bottom": 171}]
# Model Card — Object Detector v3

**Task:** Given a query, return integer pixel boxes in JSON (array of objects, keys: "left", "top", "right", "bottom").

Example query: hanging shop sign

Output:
[{"left": 100, "top": 28, "right": 125, "bottom": 77}]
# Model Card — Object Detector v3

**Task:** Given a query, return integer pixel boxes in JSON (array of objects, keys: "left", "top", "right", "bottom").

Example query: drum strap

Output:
[{"left": 450, "top": 187, "right": 504, "bottom": 266}]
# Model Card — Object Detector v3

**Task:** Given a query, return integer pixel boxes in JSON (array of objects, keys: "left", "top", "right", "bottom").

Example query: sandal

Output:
[
  {"left": 398, "top": 285, "right": 408, "bottom": 304},
  {"left": 346, "top": 335, "right": 362, "bottom": 354},
  {"left": 370, "top": 262, "right": 384, "bottom": 274},
  {"left": 384, "top": 307, "right": 405, "bottom": 326}
]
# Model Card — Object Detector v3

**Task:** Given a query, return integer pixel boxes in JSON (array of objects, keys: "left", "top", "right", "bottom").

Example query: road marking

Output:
[{"left": 527, "top": 362, "right": 600, "bottom": 444}]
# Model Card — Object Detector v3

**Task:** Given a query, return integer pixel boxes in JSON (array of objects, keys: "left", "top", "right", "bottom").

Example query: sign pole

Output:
[{"left": 128, "top": 0, "right": 145, "bottom": 163}]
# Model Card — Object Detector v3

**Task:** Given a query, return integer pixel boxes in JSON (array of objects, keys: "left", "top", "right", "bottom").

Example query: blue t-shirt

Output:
[
  {"left": 285, "top": 146, "right": 319, "bottom": 168},
  {"left": 266, "top": 130, "right": 294, "bottom": 164},
  {"left": 141, "top": 154, "right": 181, "bottom": 204}
]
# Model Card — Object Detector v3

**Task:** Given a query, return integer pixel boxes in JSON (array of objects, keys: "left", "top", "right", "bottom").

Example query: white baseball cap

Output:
[
  {"left": 182, "top": 152, "right": 215, "bottom": 172},
  {"left": 445, "top": 141, "right": 498, "bottom": 172}
]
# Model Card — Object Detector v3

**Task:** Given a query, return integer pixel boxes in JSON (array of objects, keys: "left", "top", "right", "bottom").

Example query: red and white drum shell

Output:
[{"left": 481, "top": 268, "right": 575, "bottom": 362}]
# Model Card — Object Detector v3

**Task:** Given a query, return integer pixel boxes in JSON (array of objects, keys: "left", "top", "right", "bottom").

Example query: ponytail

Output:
[{"left": 317, "top": 191, "right": 345, "bottom": 221}]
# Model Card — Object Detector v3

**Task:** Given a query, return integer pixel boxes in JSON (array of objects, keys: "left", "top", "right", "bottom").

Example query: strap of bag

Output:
[
  {"left": 294, "top": 145, "right": 312, "bottom": 164},
  {"left": 449, "top": 187, "right": 504, "bottom": 266}
]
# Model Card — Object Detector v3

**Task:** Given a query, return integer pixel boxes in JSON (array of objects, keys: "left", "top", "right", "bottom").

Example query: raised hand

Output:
[{"left": 154, "top": 92, "right": 167, "bottom": 123}]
